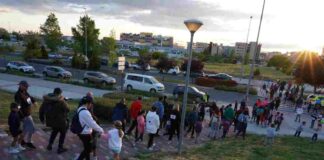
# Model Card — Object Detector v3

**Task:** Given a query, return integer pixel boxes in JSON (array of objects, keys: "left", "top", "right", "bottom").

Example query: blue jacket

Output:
[
  {"left": 112, "top": 102, "right": 128, "bottom": 121},
  {"left": 8, "top": 111, "right": 21, "bottom": 133},
  {"left": 153, "top": 101, "right": 164, "bottom": 119}
]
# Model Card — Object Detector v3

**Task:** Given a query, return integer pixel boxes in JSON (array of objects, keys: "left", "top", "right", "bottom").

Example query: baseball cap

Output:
[{"left": 18, "top": 80, "right": 29, "bottom": 87}]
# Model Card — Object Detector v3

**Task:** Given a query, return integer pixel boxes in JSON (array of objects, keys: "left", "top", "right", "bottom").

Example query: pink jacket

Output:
[{"left": 137, "top": 115, "right": 145, "bottom": 134}]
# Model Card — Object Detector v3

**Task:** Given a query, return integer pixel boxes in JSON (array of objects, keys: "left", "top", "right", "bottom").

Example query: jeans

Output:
[
  {"left": 48, "top": 127, "right": 67, "bottom": 148},
  {"left": 127, "top": 119, "right": 138, "bottom": 138},
  {"left": 310, "top": 120, "right": 316, "bottom": 128},
  {"left": 186, "top": 123, "right": 195, "bottom": 137},
  {"left": 295, "top": 114, "right": 301, "bottom": 122},
  {"left": 147, "top": 133, "right": 155, "bottom": 148},
  {"left": 77, "top": 134, "right": 92, "bottom": 160},
  {"left": 235, "top": 122, "right": 247, "bottom": 139},
  {"left": 168, "top": 124, "right": 180, "bottom": 141},
  {"left": 312, "top": 133, "right": 318, "bottom": 142},
  {"left": 294, "top": 131, "right": 301, "bottom": 137}
]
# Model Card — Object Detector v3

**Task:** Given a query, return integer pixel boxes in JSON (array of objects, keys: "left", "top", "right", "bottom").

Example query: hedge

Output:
[
  {"left": 214, "top": 85, "right": 258, "bottom": 95},
  {"left": 195, "top": 77, "right": 238, "bottom": 87}
]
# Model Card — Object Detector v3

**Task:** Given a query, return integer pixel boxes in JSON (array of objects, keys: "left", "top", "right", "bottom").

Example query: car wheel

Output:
[
  {"left": 127, "top": 85, "right": 133, "bottom": 91},
  {"left": 150, "top": 89, "right": 157, "bottom": 93},
  {"left": 84, "top": 78, "right": 89, "bottom": 84},
  {"left": 43, "top": 72, "right": 48, "bottom": 77},
  {"left": 101, "top": 81, "right": 108, "bottom": 87},
  {"left": 58, "top": 74, "right": 63, "bottom": 79}
]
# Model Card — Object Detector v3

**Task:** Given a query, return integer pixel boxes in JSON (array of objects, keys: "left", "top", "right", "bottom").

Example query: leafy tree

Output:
[
  {"left": 152, "top": 52, "right": 165, "bottom": 60},
  {"left": 12, "top": 31, "right": 24, "bottom": 41},
  {"left": 109, "top": 29, "right": 116, "bottom": 39},
  {"left": 71, "top": 54, "right": 87, "bottom": 69},
  {"left": 101, "top": 37, "right": 115, "bottom": 55},
  {"left": 243, "top": 53, "right": 250, "bottom": 65},
  {"left": 155, "top": 57, "right": 177, "bottom": 72},
  {"left": 40, "top": 13, "right": 62, "bottom": 52},
  {"left": 181, "top": 59, "right": 204, "bottom": 72},
  {"left": 0, "top": 28, "right": 10, "bottom": 40},
  {"left": 40, "top": 45, "right": 48, "bottom": 59},
  {"left": 254, "top": 68, "right": 261, "bottom": 76},
  {"left": 294, "top": 52, "right": 324, "bottom": 93},
  {"left": 71, "top": 15, "right": 100, "bottom": 59},
  {"left": 137, "top": 48, "right": 152, "bottom": 65},
  {"left": 267, "top": 54, "right": 292, "bottom": 73},
  {"left": 23, "top": 31, "right": 42, "bottom": 60}
]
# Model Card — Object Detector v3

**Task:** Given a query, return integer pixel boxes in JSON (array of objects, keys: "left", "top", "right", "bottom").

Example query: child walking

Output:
[
  {"left": 311, "top": 123, "right": 322, "bottom": 143},
  {"left": 264, "top": 123, "right": 276, "bottom": 146},
  {"left": 195, "top": 117, "right": 203, "bottom": 144},
  {"left": 108, "top": 121, "right": 124, "bottom": 160},
  {"left": 8, "top": 103, "right": 25, "bottom": 153},
  {"left": 294, "top": 121, "right": 306, "bottom": 137},
  {"left": 135, "top": 110, "right": 146, "bottom": 144},
  {"left": 208, "top": 111, "right": 220, "bottom": 140}
]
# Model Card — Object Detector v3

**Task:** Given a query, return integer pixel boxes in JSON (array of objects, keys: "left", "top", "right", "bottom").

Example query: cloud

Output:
[{"left": 0, "top": 0, "right": 253, "bottom": 31}]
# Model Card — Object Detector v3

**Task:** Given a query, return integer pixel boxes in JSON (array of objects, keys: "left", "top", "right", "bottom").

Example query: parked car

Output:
[
  {"left": 48, "top": 53, "right": 63, "bottom": 59},
  {"left": 43, "top": 66, "right": 72, "bottom": 79},
  {"left": 6, "top": 61, "right": 35, "bottom": 73},
  {"left": 123, "top": 73, "right": 164, "bottom": 93},
  {"left": 173, "top": 85, "right": 206, "bottom": 101},
  {"left": 167, "top": 66, "right": 181, "bottom": 75},
  {"left": 184, "top": 71, "right": 205, "bottom": 78},
  {"left": 129, "top": 63, "right": 150, "bottom": 71},
  {"left": 83, "top": 71, "right": 116, "bottom": 86},
  {"left": 207, "top": 73, "right": 233, "bottom": 80}
]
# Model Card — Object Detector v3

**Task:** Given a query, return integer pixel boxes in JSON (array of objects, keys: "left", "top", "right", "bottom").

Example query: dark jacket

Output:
[
  {"left": 8, "top": 111, "right": 21, "bottom": 134},
  {"left": 170, "top": 110, "right": 181, "bottom": 126},
  {"left": 15, "top": 89, "right": 35, "bottom": 117},
  {"left": 187, "top": 111, "right": 198, "bottom": 124},
  {"left": 112, "top": 102, "right": 128, "bottom": 121},
  {"left": 39, "top": 93, "right": 69, "bottom": 129}
]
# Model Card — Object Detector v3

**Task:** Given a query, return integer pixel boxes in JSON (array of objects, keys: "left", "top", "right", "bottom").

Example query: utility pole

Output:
[
  {"left": 83, "top": 7, "right": 88, "bottom": 58},
  {"left": 246, "top": 0, "right": 266, "bottom": 102},
  {"left": 241, "top": 16, "right": 253, "bottom": 79}
]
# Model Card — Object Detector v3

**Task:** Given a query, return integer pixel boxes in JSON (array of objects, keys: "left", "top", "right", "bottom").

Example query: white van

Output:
[{"left": 123, "top": 73, "right": 165, "bottom": 93}]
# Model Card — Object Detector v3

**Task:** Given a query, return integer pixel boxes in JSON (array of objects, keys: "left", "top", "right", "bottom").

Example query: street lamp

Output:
[
  {"left": 83, "top": 7, "right": 88, "bottom": 58},
  {"left": 178, "top": 19, "right": 203, "bottom": 154}
]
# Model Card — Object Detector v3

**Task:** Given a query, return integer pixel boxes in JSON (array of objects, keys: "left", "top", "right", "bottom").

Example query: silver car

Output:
[
  {"left": 83, "top": 71, "right": 116, "bottom": 86},
  {"left": 43, "top": 66, "right": 72, "bottom": 79}
]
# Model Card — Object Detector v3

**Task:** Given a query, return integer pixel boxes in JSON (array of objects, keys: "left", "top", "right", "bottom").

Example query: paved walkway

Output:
[{"left": 0, "top": 73, "right": 111, "bottom": 99}]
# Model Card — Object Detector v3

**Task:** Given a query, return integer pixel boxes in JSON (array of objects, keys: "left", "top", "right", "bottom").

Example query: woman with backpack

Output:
[{"left": 235, "top": 110, "right": 249, "bottom": 139}]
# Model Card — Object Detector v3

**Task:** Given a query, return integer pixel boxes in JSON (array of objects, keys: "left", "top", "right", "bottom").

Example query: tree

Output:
[
  {"left": 294, "top": 52, "right": 324, "bottom": 93},
  {"left": 109, "top": 29, "right": 116, "bottom": 39},
  {"left": 152, "top": 51, "right": 165, "bottom": 60},
  {"left": 40, "top": 13, "right": 62, "bottom": 52},
  {"left": 267, "top": 54, "right": 292, "bottom": 73},
  {"left": 137, "top": 48, "right": 152, "bottom": 65},
  {"left": 71, "top": 15, "right": 100, "bottom": 59},
  {"left": 12, "top": 31, "right": 24, "bottom": 41},
  {"left": 181, "top": 59, "right": 204, "bottom": 72},
  {"left": 243, "top": 53, "right": 250, "bottom": 65},
  {"left": 40, "top": 45, "right": 48, "bottom": 59},
  {"left": 0, "top": 28, "right": 10, "bottom": 40},
  {"left": 155, "top": 57, "right": 177, "bottom": 72},
  {"left": 101, "top": 37, "right": 115, "bottom": 55},
  {"left": 23, "top": 31, "right": 41, "bottom": 60}
]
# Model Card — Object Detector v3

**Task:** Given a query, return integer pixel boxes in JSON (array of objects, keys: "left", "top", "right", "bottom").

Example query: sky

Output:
[{"left": 0, "top": 0, "right": 324, "bottom": 53}]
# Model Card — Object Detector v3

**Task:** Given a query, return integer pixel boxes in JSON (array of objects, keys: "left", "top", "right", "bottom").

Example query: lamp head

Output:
[{"left": 184, "top": 19, "right": 203, "bottom": 33}]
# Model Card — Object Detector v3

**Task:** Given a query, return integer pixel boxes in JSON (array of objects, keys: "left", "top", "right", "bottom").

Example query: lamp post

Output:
[
  {"left": 178, "top": 19, "right": 203, "bottom": 154},
  {"left": 241, "top": 16, "right": 253, "bottom": 79},
  {"left": 246, "top": 0, "right": 266, "bottom": 102}
]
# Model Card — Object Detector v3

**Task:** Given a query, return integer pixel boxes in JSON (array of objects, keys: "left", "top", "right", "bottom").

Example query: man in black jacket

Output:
[
  {"left": 39, "top": 88, "right": 70, "bottom": 154},
  {"left": 14, "top": 80, "right": 36, "bottom": 149}
]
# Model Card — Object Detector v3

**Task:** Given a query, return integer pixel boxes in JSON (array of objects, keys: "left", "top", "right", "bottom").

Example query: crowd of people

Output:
[{"left": 6, "top": 79, "right": 324, "bottom": 159}]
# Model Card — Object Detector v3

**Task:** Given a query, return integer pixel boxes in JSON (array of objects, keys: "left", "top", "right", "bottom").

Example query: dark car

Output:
[
  {"left": 207, "top": 73, "right": 233, "bottom": 80},
  {"left": 173, "top": 85, "right": 206, "bottom": 101},
  {"left": 184, "top": 71, "right": 205, "bottom": 78}
]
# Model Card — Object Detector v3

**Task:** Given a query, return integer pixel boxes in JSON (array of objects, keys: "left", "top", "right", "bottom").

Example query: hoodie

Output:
[{"left": 145, "top": 111, "right": 160, "bottom": 134}]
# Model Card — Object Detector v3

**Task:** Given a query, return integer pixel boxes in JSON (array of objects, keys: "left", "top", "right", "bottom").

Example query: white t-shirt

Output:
[{"left": 108, "top": 128, "right": 123, "bottom": 150}]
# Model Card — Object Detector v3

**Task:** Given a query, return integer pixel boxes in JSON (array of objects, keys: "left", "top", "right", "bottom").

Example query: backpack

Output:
[
  {"left": 70, "top": 108, "right": 87, "bottom": 134},
  {"left": 39, "top": 101, "right": 55, "bottom": 127},
  {"left": 238, "top": 114, "right": 247, "bottom": 123}
]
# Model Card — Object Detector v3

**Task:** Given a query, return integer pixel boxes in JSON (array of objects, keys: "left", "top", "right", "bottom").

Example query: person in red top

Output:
[{"left": 126, "top": 97, "right": 142, "bottom": 139}]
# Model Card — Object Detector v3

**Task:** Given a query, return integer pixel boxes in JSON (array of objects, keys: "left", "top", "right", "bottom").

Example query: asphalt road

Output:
[{"left": 0, "top": 57, "right": 262, "bottom": 104}]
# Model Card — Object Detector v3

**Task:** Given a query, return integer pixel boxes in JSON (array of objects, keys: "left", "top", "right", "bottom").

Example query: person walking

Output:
[
  {"left": 274, "top": 97, "right": 281, "bottom": 111},
  {"left": 135, "top": 110, "right": 146, "bottom": 144},
  {"left": 146, "top": 106, "right": 160, "bottom": 151},
  {"left": 221, "top": 105, "right": 234, "bottom": 139},
  {"left": 311, "top": 123, "right": 322, "bottom": 143},
  {"left": 185, "top": 106, "right": 198, "bottom": 138},
  {"left": 74, "top": 96, "right": 104, "bottom": 160},
  {"left": 8, "top": 103, "right": 26, "bottom": 153},
  {"left": 195, "top": 117, "right": 203, "bottom": 144},
  {"left": 168, "top": 104, "right": 181, "bottom": 143},
  {"left": 310, "top": 113, "right": 318, "bottom": 129},
  {"left": 39, "top": 88, "right": 70, "bottom": 154},
  {"left": 264, "top": 123, "right": 276, "bottom": 146},
  {"left": 208, "top": 110, "right": 221, "bottom": 140},
  {"left": 126, "top": 97, "right": 142, "bottom": 138},
  {"left": 112, "top": 98, "right": 128, "bottom": 132},
  {"left": 14, "top": 80, "right": 36, "bottom": 149},
  {"left": 161, "top": 96, "right": 171, "bottom": 128},
  {"left": 294, "top": 121, "right": 306, "bottom": 137},
  {"left": 107, "top": 121, "right": 124, "bottom": 160},
  {"left": 275, "top": 113, "right": 284, "bottom": 131},
  {"left": 153, "top": 97, "right": 164, "bottom": 136},
  {"left": 235, "top": 110, "right": 249, "bottom": 140},
  {"left": 295, "top": 106, "right": 303, "bottom": 123}
]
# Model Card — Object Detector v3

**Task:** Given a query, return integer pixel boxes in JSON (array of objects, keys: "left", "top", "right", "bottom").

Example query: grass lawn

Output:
[
  {"left": 138, "top": 135, "right": 324, "bottom": 160},
  {"left": 204, "top": 63, "right": 292, "bottom": 81},
  {"left": 0, "top": 54, "right": 24, "bottom": 61}
]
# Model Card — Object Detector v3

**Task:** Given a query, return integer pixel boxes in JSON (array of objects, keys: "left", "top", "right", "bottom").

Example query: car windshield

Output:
[
  {"left": 17, "top": 62, "right": 28, "bottom": 66},
  {"left": 55, "top": 67, "right": 65, "bottom": 72},
  {"left": 150, "top": 77, "right": 160, "bottom": 84},
  {"left": 191, "top": 86, "right": 200, "bottom": 92},
  {"left": 99, "top": 73, "right": 108, "bottom": 77}
]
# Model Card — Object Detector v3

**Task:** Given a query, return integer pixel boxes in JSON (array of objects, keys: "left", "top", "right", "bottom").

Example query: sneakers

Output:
[
  {"left": 8, "top": 147, "right": 20, "bottom": 154},
  {"left": 26, "top": 142, "right": 36, "bottom": 149},
  {"left": 57, "top": 147, "right": 68, "bottom": 154},
  {"left": 17, "top": 145, "right": 26, "bottom": 151}
]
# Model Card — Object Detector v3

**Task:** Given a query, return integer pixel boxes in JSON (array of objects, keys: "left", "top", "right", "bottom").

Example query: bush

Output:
[
  {"left": 23, "top": 49, "right": 41, "bottom": 60},
  {"left": 214, "top": 85, "right": 257, "bottom": 95},
  {"left": 71, "top": 54, "right": 87, "bottom": 69},
  {"left": 254, "top": 68, "right": 261, "bottom": 76},
  {"left": 181, "top": 59, "right": 204, "bottom": 72},
  {"left": 89, "top": 55, "right": 101, "bottom": 70},
  {"left": 155, "top": 57, "right": 177, "bottom": 72},
  {"left": 52, "top": 59, "right": 63, "bottom": 65},
  {"left": 195, "top": 77, "right": 238, "bottom": 87}
]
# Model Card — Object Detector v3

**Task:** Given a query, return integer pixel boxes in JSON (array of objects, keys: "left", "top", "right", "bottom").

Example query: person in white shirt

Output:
[
  {"left": 295, "top": 106, "right": 303, "bottom": 123},
  {"left": 146, "top": 106, "right": 160, "bottom": 150},
  {"left": 108, "top": 120, "right": 124, "bottom": 160},
  {"left": 75, "top": 96, "right": 104, "bottom": 160}
]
